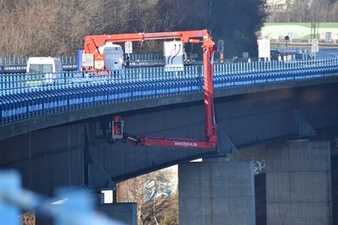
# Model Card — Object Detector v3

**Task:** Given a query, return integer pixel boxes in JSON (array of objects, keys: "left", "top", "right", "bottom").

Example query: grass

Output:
[
  {"left": 261, "top": 23, "right": 338, "bottom": 39},
  {"left": 265, "top": 22, "right": 338, "bottom": 28}
]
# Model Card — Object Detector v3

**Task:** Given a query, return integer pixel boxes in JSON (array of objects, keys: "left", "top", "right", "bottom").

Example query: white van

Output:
[
  {"left": 26, "top": 57, "right": 62, "bottom": 84},
  {"left": 100, "top": 43, "right": 124, "bottom": 71},
  {"left": 26, "top": 57, "right": 62, "bottom": 74},
  {"left": 82, "top": 43, "right": 124, "bottom": 72}
]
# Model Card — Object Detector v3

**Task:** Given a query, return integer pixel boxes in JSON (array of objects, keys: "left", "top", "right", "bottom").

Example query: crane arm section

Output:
[
  {"left": 83, "top": 30, "right": 210, "bottom": 56},
  {"left": 107, "top": 30, "right": 217, "bottom": 150}
]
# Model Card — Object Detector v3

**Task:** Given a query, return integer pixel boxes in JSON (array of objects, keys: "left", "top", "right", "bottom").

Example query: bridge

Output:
[{"left": 1, "top": 57, "right": 338, "bottom": 225}]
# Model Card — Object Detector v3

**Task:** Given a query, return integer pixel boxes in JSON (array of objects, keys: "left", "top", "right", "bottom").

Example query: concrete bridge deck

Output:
[
  {"left": 1, "top": 58, "right": 338, "bottom": 141},
  {"left": 1, "top": 59, "right": 338, "bottom": 195}
]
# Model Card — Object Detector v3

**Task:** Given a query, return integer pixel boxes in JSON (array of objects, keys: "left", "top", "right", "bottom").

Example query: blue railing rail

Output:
[
  {"left": 0, "top": 56, "right": 78, "bottom": 74},
  {"left": 0, "top": 53, "right": 164, "bottom": 67},
  {"left": 0, "top": 171, "right": 124, "bottom": 225},
  {"left": 1, "top": 57, "right": 338, "bottom": 94},
  {"left": 0, "top": 65, "right": 78, "bottom": 74},
  {"left": 0, "top": 55, "right": 77, "bottom": 66},
  {"left": 0, "top": 58, "right": 338, "bottom": 127},
  {"left": 0, "top": 53, "right": 165, "bottom": 73},
  {"left": 0, "top": 56, "right": 28, "bottom": 66}
]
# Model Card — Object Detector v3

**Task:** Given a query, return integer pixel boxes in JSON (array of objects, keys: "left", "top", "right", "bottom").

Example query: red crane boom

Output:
[{"left": 88, "top": 30, "right": 217, "bottom": 149}]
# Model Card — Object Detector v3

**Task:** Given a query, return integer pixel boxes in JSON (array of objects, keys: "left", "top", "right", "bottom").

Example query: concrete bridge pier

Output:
[
  {"left": 98, "top": 203, "right": 138, "bottom": 225},
  {"left": 179, "top": 159, "right": 256, "bottom": 225},
  {"left": 264, "top": 140, "right": 332, "bottom": 225},
  {"left": 233, "top": 139, "right": 333, "bottom": 225},
  {"left": 179, "top": 139, "right": 333, "bottom": 225}
]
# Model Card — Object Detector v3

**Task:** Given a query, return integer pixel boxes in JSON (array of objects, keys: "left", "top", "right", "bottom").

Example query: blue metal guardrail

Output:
[
  {"left": 0, "top": 57, "right": 338, "bottom": 126},
  {"left": 0, "top": 171, "right": 124, "bottom": 225},
  {"left": 0, "top": 65, "right": 78, "bottom": 74},
  {"left": 0, "top": 53, "right": 165, "bottom": 73},
  {"left": 0, "top": 55, "right": 77, "bottom": 66},
  {"left": 0, "top": 54, "right": 163, "bottom": 67},
  {"left": 0, "top": 55, "right": 78, "bottom": 74}
]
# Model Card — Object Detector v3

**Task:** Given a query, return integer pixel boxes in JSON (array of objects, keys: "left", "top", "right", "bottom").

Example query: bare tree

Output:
[
  {"left": 0, "top": 0, "right": 266, "bottom": 57},
  {"left": 268, "top": 0, "right": 338, "bottom": 22},
  {"left": 0, "top": 0, "right": 104, "bottom": 56},
  {"left": 116, "top": 167, "right": 177, "bottom": 225}
]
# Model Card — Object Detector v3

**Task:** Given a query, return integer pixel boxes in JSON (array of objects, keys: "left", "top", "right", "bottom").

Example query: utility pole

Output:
[
  {"left": 311, "top": 20, "right": 319, "bottom": 40},
  {"left": 310, "top": 1, "right": 320, "bottom": 58}
]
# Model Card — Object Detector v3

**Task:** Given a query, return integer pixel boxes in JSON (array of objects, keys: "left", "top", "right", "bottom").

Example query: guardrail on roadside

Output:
[
  {"left": 0, "top": 64, "right": 78, "bottom": 74},
  {"left": 0, "top": 53, "right": 166, "bottom": 74},
  {"left": 0, "top": 56, "right": 77, "bottom": 67},
  {"left": 0, "top": 58, "right": 338, "bottom": 126}
]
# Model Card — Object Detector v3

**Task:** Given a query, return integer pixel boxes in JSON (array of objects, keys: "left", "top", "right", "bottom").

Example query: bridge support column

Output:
[
  {"left": 265, "top": 140, "right": 332, "bottom": 225},
  {"left": 98, "top": 203, "right": 138, "bottom": 225},
  {"left": 179, "top": 158, "right": 256, "bottom": 225}
]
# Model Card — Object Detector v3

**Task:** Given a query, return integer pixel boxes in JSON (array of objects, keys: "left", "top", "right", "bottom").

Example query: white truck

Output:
[{"left": 26, "top": 57, "right": 63, "bottom": 84}]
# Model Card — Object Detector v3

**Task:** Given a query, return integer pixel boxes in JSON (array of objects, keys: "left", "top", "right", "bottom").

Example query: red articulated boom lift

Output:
[{"left": 84, "top": 30, "right": 217, "bottom": 150}]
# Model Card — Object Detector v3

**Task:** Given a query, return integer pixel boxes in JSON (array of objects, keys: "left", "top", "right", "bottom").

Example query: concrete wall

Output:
[
  {"left": 233, "top": 140, "right": 333, "bottom": 225},
  {"left": 332, "top": 155, "right": 338, "bottom": 225},
  {"left": 0, "top": 123, "right": 86, "bottom": 194},
  {"left": 1, "top": 84, "right": 338, "bottom": 195},
  {"left": 179, "top": 159, "right": 256, "bottom": 225},
  {"left": 265, "top": 140, "right": 332, "bottom": 225},
  {"left": 255, "top": 173, "right": 267, "bottom": 225}
]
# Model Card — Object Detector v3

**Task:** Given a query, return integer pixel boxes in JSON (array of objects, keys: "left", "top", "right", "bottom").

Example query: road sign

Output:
[
  {"left": 164, "top": 41, "right": 184, "bottom": 72},
  {"left": 311, "top": 39, "right": 319, "bottom": 54},
  {"left": 257, "top": 38, "right": 271, "bottom": 60},
  {"left": 325, "top": 32, "right": 332, "bottom": 43},
  {"left": 125, "top": 41, "right": 133, "bottom": 54}
]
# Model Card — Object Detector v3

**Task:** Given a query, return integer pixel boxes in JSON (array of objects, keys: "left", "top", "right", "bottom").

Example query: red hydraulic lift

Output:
[{"left": 84, "top": 30, "right": 217, "bottom": 150}]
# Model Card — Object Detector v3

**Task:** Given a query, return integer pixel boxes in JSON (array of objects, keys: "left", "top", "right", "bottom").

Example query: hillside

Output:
[{"left": 0, "top": 0, "right": 266, "bottom": 57}]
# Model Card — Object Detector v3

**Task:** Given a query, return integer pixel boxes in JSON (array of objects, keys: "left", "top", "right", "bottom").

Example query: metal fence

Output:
[
  {"left": 0, "top": 53, "right": 163, "bottom": 67},
  {"left": 0, "top": 58, "right": 338, "bottom": 126},
  {"left": 128, "top": 53, "right": 163, "bottom": 62},
  {"left": 0, "top": 53, "right": 166, "bottom": 73},
  {"left": 0, "top": 171, "right": 124, "bottom": 225},
  {"left": 0, "top": 55, "right": 77, "bottom": 66},
  {"left": 0, "top": 55, "right": 78, "bottom": 74},
  {"left": 0, "top": 56, "right": 28, "bottom": 66}
]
